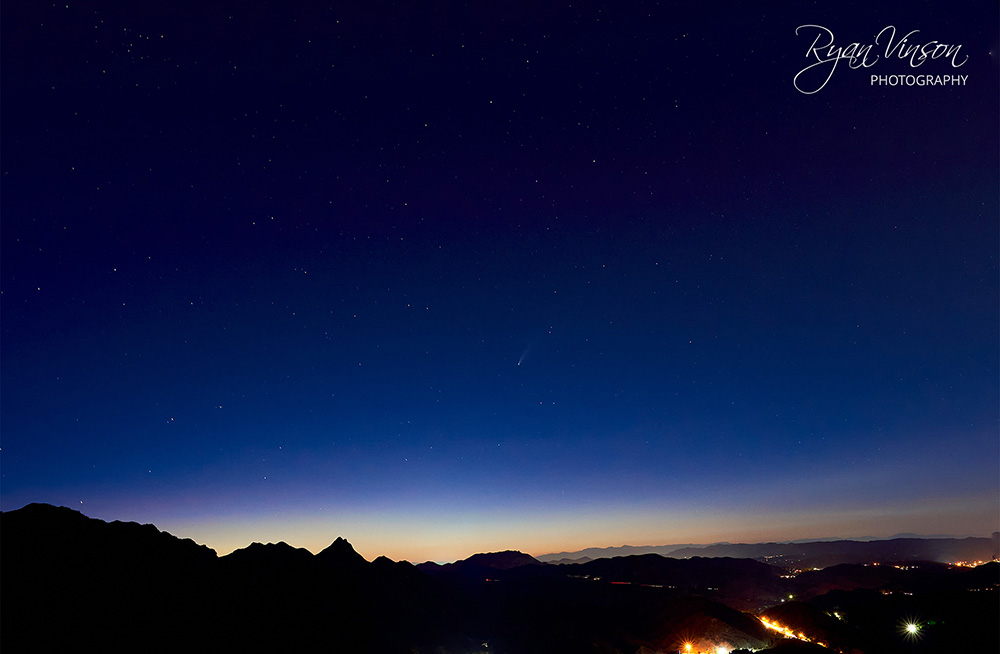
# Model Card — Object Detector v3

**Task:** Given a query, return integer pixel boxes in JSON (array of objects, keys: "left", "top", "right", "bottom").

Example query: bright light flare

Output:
[{"left": 901, "top": 620, "right": 923, "bottom": 640}]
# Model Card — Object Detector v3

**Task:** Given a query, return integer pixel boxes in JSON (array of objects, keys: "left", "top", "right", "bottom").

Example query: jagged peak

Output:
[{"left": 317, "top": 536, "right": 368, "bottom": 564}]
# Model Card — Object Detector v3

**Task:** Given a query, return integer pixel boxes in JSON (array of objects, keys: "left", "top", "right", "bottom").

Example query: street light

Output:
[{"left": 902, "top": 620, "right": 922, "bottom": 640}]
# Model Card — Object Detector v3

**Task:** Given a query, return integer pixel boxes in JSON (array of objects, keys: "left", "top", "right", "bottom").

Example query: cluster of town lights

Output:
[{"left": 680, "top": 644, "right": 730, "bottom": 654}]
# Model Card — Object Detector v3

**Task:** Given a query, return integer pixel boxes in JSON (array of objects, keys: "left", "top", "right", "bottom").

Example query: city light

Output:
[
  {"left": 676, "top": 642, "right": 733, "bottom": 654},
  {"left": 758, "top": 617, "right": 830, "bottom": 648},
  {"left": 901, "top": 620, "right": 923, "bottom": 641},
  {"left": 951, "top": 559, "right": 998, "bottom": 568},
  {"left": 759, "top": 617, "right": 801, "bottom": 640}
]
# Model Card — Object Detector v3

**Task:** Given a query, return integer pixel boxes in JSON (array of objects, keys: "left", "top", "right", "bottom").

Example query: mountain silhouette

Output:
[
  {"left": 317, "top": 535, "right": 370, "bottom": 567},
  {"left": 2, "top": 503, "right": 996, "bottom": 653},
  {"left": 667, "top": 536, "right": 998, "bottom": 568},
  {"left": 1, "top": 504, "right": 461, "bottom": 652},
  {"left": 418, "top": 549, "right": 542, "bottom": 579},
  {"left": 2, "top": 503, "right": 218, "bottom": 652},
  {"left": 537, "top": 542, "right": 706, "bottom": 562}
]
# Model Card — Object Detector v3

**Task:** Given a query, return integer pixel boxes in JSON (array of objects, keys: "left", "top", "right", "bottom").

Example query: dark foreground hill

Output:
[
  {"left": 2, "top": 504, "right": 997, "bottom": 653},
  {"left": 2, "top": 504, "right": 465, "bottom": 653},
  {"left": 3, "top": 503, "right": 219, "bottom": 649}
]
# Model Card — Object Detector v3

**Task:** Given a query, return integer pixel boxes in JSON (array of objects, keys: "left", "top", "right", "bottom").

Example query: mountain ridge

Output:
[
  {"left": 537, "top": 533, "right": 993, "bottom": 563},
  {"left": 2, "top": 503, "right": 996, "bottom": 653},
  {"left": 4, "top": 503, "right": 995, "bottom": 567}
]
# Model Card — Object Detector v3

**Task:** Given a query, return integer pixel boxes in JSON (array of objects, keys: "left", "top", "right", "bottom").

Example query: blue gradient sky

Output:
[{"left": 2, "top": 1, "right": 997, "bottom": 562}]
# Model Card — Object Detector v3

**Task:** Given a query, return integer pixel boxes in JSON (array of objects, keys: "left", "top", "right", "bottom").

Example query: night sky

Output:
[{"left": 2, "top": 1, "right": 997, "bottom": 563}]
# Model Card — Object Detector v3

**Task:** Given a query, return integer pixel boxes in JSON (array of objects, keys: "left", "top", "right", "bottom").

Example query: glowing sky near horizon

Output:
[{"left": 1, "top": 2, "right": 997, "bottom": 563}]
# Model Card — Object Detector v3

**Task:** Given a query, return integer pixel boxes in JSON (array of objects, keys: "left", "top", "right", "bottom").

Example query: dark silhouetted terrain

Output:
[
  {"left": 667, "top": 536, "right": 999, "bottom": 569},
  {"left": 2, "top": 504, "right": 996, "bottom": 653}
]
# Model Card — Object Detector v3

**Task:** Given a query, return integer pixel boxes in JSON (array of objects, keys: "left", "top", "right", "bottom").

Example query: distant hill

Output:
[
  {"left": 459, "top": 549, "right": 542, "bottom": 570},
  {"left": 538, "top": 534, "right": 992, "bottom": 563},
  {"left": 546, "top": 555, "right": 594, "bottom": 565},
  {"left": 667, "top": 536, "right": 999, "bottom": 568},
  {"left": 418, "top": 549, "right": 542, "bottom": 577},
  {"left": 537, "top": 543, "right": 706, "bottom": 562}
]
